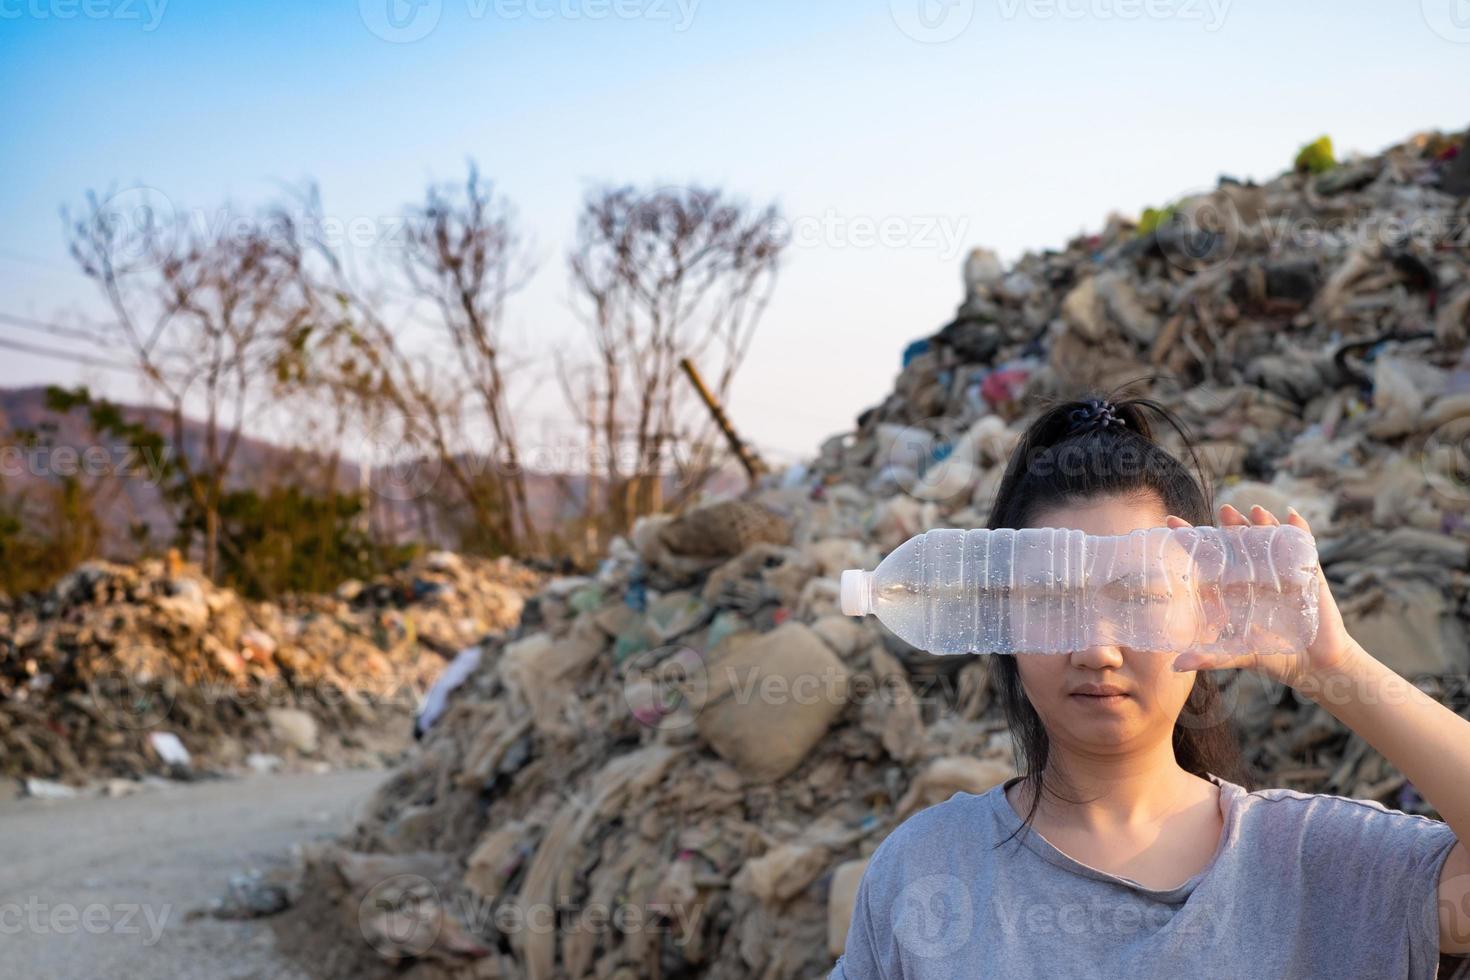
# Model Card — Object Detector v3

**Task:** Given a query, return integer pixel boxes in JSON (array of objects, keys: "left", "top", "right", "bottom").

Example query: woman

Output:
[{"left": 832, "top": 395, "right": 1470, "bottom": 979}]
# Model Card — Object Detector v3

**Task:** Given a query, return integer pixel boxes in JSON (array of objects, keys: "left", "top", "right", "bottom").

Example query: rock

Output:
[
  {"left": 659, "top": 500, "right": 794, "bottom": 559},
  {"left": 211, "top": 869, "right": 292, "bottom": 919},
  {"left": 266, "top": 708, "right": 320, "bottom": 754},
  {"left": 697, "top": 623, "right": 850, "bottom": 782}
]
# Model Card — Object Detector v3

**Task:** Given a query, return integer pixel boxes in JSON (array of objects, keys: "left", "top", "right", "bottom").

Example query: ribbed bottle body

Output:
[{"left": 856, "top": 526, "right": 1319, "bottom": 656}]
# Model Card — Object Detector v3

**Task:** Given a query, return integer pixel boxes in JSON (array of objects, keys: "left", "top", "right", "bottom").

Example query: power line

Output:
[
  {"left": 0, "top": 335, "right": 134, "bottom": 371},
  {"left": 0, "top": 311, "right": 112, "bottom": 345}
]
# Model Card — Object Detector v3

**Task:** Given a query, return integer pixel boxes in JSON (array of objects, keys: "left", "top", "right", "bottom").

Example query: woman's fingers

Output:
[
  {"left": 1172, "top": 651, "right": 1255, "bottom": 672},
  {"left": 1164, "top": 515, "right": 1192, "bottom": 529},
  {"left": 1219, "top": 503, "right": 1288, "bottom": 527},
  {"left": 1286, "top": 505, "right": 1313, "bottom": 537},
  {"left": 1249, "top": 504, "right": 1281, "bottom": 527}
]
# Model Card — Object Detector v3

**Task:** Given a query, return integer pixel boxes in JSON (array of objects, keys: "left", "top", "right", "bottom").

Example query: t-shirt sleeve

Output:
[{"left": 1292, "top": 792, "right": 1460, "bottom": 969}]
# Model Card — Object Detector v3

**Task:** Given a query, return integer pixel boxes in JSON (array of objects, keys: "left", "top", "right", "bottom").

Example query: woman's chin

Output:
[{"left": 1056, "top": 707, "right": 1144, "bottom": 744}]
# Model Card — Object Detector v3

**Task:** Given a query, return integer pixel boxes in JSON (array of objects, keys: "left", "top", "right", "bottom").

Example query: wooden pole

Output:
[{"left": 678, "top": 358, "right": 766, "bottom": 483}]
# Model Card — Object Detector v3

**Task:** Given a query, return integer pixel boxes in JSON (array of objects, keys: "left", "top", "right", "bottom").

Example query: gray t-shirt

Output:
[{"left": 832, "top": 775, "right": 1459, "bottom": 979}]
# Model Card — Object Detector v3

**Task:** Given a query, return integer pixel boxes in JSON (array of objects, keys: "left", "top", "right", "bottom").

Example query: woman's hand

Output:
[{"left": 1163, "top": 503, "right": 1362, "bottom": 689}]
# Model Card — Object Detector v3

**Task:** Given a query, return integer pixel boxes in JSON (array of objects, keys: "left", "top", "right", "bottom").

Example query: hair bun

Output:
[{"left": 1067, "top": 398, "right": 1126, "bottom": 434}]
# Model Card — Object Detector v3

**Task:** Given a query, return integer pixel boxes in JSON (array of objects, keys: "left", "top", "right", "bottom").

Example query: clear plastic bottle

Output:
[{"left": 839, "top": 526, "right": 1320, "bottom": 656}]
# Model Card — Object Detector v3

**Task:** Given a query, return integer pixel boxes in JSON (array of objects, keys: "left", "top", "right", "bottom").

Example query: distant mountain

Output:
[
  {"left": 0, "top": 386, "right": 322, "bottom": 549},
  {"left": 0, "top": 386, "right": 749, "bottom": 556}
]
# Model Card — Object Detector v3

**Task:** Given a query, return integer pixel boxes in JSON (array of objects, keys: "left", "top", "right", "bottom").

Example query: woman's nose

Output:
[{"left": 1070, "top": 644, "right": 1125, "bottom": 670}]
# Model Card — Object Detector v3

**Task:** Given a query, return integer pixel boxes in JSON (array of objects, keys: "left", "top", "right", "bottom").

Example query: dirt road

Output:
[{"left": 0, "top": 769, "right": 387, "bottom": 980}]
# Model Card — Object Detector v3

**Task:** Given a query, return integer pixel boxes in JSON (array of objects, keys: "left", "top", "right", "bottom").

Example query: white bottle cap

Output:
[{"left": 840, "top": 570, "right": 872, "bottom": 617}]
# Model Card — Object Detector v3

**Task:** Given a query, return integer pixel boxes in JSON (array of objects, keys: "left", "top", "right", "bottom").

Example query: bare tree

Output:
[
  {"left": 67, "top": 191, "right": 310, "bottom": 578},
  {"left": 563, "top": 185, "right": 784, "bottom": 547},
  {"left": 290, "top": 169, "right": 540, "bottom": 556}
]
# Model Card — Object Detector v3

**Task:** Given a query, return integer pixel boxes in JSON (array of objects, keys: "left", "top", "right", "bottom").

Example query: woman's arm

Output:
[
  {"left": 1300, "top": 640, "right": 1470, "bottom": 954},
  {"left": 1167, "top": 503, "right": 1470, "bottom": 954}
]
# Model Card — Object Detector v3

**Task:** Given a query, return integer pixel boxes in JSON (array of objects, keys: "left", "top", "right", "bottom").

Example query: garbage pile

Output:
[
  {"left": 274, "top": 129, "right": 1470, "bottom": 979},
  {"left": 0, "top": 551, "right": 540, "bottom": 784}
]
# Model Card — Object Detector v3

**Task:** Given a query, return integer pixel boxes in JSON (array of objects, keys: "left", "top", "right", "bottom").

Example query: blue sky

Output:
[{"left": 1, "top": 0, "right": 1466, "bottom": 460}]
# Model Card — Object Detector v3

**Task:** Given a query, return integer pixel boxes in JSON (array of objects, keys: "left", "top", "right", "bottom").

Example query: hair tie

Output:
[{"left": 1068, "top": 398, "right": 1126, "bottom": 434}]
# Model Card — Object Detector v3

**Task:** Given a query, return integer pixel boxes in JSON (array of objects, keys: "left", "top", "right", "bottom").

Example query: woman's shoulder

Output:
[
  {"left": 862, "top": 785, "right": 1011, "bottom": 884},
  {"left": 1229, "top": 779, "right": 1446, "bottom": 827},
  {"left": 1220, "top": 777, "right": 1457, "bottom": 862}
]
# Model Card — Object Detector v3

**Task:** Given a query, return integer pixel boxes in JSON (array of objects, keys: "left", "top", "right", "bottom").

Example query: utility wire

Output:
[
  {"left": 0, "top": 311, "right": 113, "bottom": 344},
  {"left": 0, "top": 335, "right": 134, "bottom": 371}
]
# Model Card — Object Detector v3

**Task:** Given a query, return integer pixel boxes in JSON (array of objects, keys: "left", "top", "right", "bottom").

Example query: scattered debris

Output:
[
  {"left": 210, "top": 869, "right": 294, "bottom": 920},
  {"left": 0, "top": 553, "right": 540, "bottom": 783}
]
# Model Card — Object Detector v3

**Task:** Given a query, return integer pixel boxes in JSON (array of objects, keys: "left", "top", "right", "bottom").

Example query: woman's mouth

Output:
[{"left": 1068, "top": 685, "right": 1131, "bottom": 706}]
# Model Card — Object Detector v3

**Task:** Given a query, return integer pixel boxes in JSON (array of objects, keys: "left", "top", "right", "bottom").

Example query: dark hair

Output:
[{"left": 987, "top": 389, "right": 1251, "bottom": 836}]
